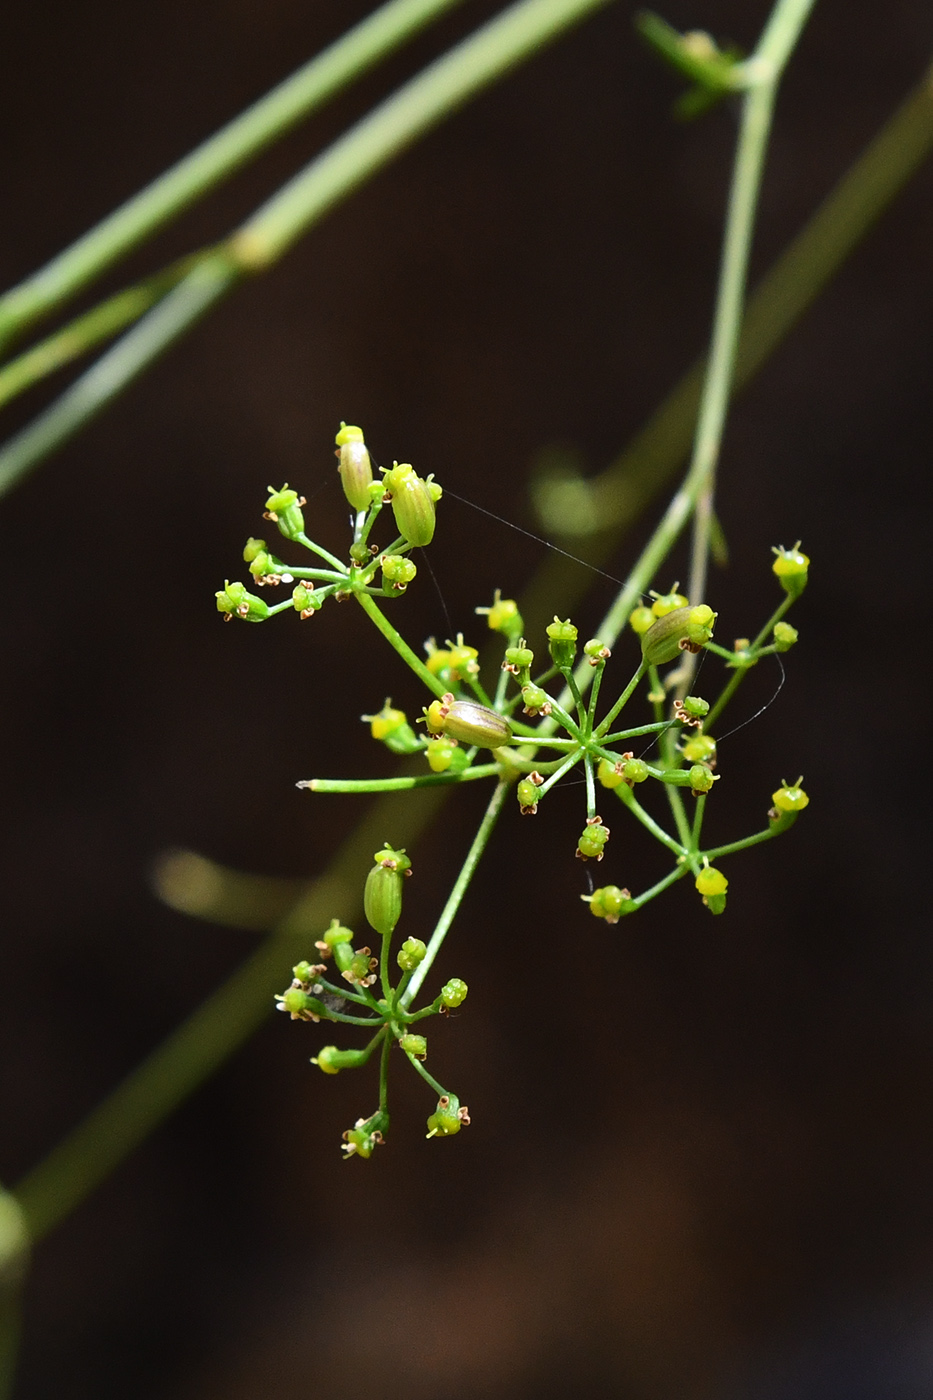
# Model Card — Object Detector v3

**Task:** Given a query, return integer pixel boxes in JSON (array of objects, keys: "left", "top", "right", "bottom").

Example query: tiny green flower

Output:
[
  {"left": 264, "top": 484, "right": 306, "bottom": 540},
  {"left": 682, "top": 733, "right": 717, "bottom": 765},
  {"left": 585, "top": 885, "right": 636, "bottom": 923},
  {"left": 476, "top": 590, "right": 523, "bottom": 636},
  {"left": 772, "top": 542, "right": 809, "bottom": 598},
  {"left": 576, "top": 818, "right": 610, "bottom": 861},
  {"left": 597, "top": 758, "right": 624, "bottom": 789},
  {"left": 381, "top": 554, "right": 417, "bottom": 591},
  {"left": 215, "top": 580, "right": 269, "bottom": 622},
  {"left": 342, "top": 1112, "right": 388, "bottom": 1159},
  {"left": 312, "top": 1045, "right": 370, "bottom": 1074},
  {"left": 426, "top": 1094, "right": 469, "bottom": 1138},
  {"left": 628, "top": 605, "right": 654, "bottom": 636},
  {"left": 361, "top": 700, "right": 420, "bottom": 753},
  {"left": 688, "top": 763, "right": 716, "bottom": 795},
  {"left": 546, "top": 616, "right": 578, "bottom": 668},
  {"left": 622, "top": 758, "right": 649, "bottom": 784},
  {"left": 441, "top": 978, "right": 468, "bottom": 1008},
  {"left": 517, "top": 777, "right": 540, "bottom": 813},
  {"left": 399, "top": 1033, "right": 427, "bottom": 1059},
  {"left": 397, "top": 937, "right": 427, "bottom": 972},
  {"left": 773, "top": 622, "right": 799, "bottom": 651},
  {"left": 650, "top": 586, "right": 689, "bottom": 618},
  {"left": 772, "top": 778, "right": 809, "bottom": 812}
]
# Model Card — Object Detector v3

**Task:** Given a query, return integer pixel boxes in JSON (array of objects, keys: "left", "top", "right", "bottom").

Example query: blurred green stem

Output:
[
  {"left": 0, "top": 0, "right": 468, "bottom": 348},
  {"left": 0, "top": 0, "right": 614, "bottom": 499}
]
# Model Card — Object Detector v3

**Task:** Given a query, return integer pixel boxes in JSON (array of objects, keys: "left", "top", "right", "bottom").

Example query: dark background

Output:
[{"left": 2, "top": 1, "right": 932, "bottom": 1396}]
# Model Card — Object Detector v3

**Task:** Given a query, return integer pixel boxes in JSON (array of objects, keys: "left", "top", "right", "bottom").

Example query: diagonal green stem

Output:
[
  {"left": 402, "top": 780, "right": 510, "bottom": 1006},
  {"left": 0, "top": 0, "right": 468, "bottom": 348}
]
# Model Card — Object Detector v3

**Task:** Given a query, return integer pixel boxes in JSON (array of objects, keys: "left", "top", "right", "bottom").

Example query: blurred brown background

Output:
[{"left": 2, "top": 1, "right": 932, "bottom": 1396}]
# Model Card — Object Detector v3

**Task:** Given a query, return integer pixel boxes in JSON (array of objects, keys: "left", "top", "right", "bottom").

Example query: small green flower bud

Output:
[
  {"left": 332, "top": 941, "right": 356, "bottom": 974},
  {"left": 546, "top": 616, "right": 578, "bottom": 668},
  {"left": 771, "top": 778, "right": 809, "bottom": 812},
  {"left": 361, "top": 700, "right": 420, "bottom": 753},
  {"left": 447, "top": 637, "right": 480, "bottom": 680},
  {"left": 242, "top": 537, "right": 266, "bottom": 563},
  {"left": 622, "top": 758, "right": 649, "bottom": 784},
  {"left": 641, "top": 604, "right": 716, "bottom": 666},
  {"left": 292, "top": 960, "right": 316, "bottom": 984},
  {"left": 682, "top": 733, "right": 717, "bottom": 765},
  {"left": 383, "top": 462, "right": 436, "bottom": 546},
  {"left": 424, "top": 699, "right": 447, "bottom": 734},
  {"left": 335, "top": 423, "right": 374, "bottom": 512},
  {"left": 521, "top": 683, "right": 550, "bottom": 716},
  {"left": 312, "top": 1045, "right": 369, "bottom": 1075},
  {"left": 247, "top": 549, "right": 273, "bottom": 580},
  {"left": 681, "top": 695, "right": 709, "bottom": 719},
  {"left": 688, "top": 763, "right": 716, "bottom": 794},
  {"left": 342, "top": 1112, "right": 387, "bottom": 1159},
  {"left": 706, "top": 893, "right": 727, "bottom": 915},
  {"left": 501, "top": 641, "right": 529, "bottom": 669},
  {"left": 585, "top": 885, "right": 636, "bottom": 924},
  {"left": 576, "top": 818, "right": 610, "bottom": 861},
  {"left": 292, "top": 583, "right": 322, "bottom": 617},
  {"left": 476, "top": 590, "right": 523, "bottom": 636},
  {"left": 650, "top": 587, "right": 689, "bottom": 618},
  {"left": 364, "top": 846, "right": 411, "bottom": 937},
  {"left": 399, "top": 1033, "right": 427, "bottom": 1059},
  {"left": 344, "top": 950, "right": 378, "bottom": 986},
  {"left": 381, "top": 554, "right": 417, "bottom": 591},
  {"left": 517, "top": 777, "right": 540, "bottom": 813},
  {"left": 584, "top": 638, "right": 611, "bottom": 665},
  {"left": 397, "top": 937, "right": 427, "bottom": 972},
  {"left": 773, "top": 622, "right": 799, "bottom": 651},
  {"left": 629, "top": 605, "right": 654, "bottom": 636},
  {"left": 215, "top": 580, "right": 269, "bottom": 622},
  {"left": 772, "top": 542, "right": 809, "bottom": 597},
  {"left": 264, "top": 484, "right": 306, "bottom": 540},
  {"left": 277, "top": 987, "right": 324, "bottom": 1020},
  {"left": 322, "top": 919, "right": 354, "bottom": 949},
  {"left": 426, "top": 1094, "right": 469, "bottom": 1138},
  {"left": 441, "top": 978, "right": 468, "bottom": 1008},
  {"left": 425, "top": 736, "right": 457, "bottom": 773},
  {"left": 441, "top": 700, "right": 512, "bottom": 749},
  {"left": 695, "top": 866, "right": 728, "bottom": 898}
]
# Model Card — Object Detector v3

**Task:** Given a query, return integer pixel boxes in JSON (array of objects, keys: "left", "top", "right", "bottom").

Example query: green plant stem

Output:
[
  {"left": 229, "top": 0, "right": 615, "bottom": 268},
  {"left": 631, "top": 862, "right": 689, "bottom": 909},
  {"left": 0, "top": 251, "right": 241, "bottom": 496},
  {"left": 594, "top": 661, "right": 647, "bottom": 737},
  {"left": 0, "top": 254, "right": 207, "bottom": 408},
  {"left": 354, "top": 591, "right": 451, "bottom": 698},
  {"left": 295, "top": 532, "right": 347, "bottom": 571},
  {"left": 690, "top": 792, "right": 706, "bottom": 850},
  {"left": 402, "top": 779, "right": 510, "bottom": 1006},
  {"left": 601, "top": 720, "right": 671, "bottom": 744},
  {"left": 405, "top": 1051, "right": 448, "bottom": 1099},
  {"left": 614, "top": 784, "right": 686, "bottom": 859},
  {"left": 702, "top": 815, "right": 794, "bottom": 861},
  {"left": 704, "top": 594, "right": 793, "bottom": 730},
  {"left": 536, "top": 749, "right": 583, "bottom": 797},
  {"left": 0, "top": 0, "right": 468, "bottom": 347}
]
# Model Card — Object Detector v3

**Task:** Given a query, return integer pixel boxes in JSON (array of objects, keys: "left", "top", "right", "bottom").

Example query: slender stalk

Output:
[
  {"left": 614, "top": 784, "right": 687, "bottom": 860},
  {"left": 405, "top": 1051, "right": 448, "bottom": 1099},
  {"left": 630, "top": 862, "right": 689, "bottom": 909},
  {"left": 704, "top": 594, "right": 793, "bottom": 730},
  {"left": 355, "top": 591, "right": 449, "bottom": 698},
  {"left": 0, "top": 0, "right": 468, "bottom": 346},
  {"left": 402, "top": 780, "right": 510, "bottom": 1005}
]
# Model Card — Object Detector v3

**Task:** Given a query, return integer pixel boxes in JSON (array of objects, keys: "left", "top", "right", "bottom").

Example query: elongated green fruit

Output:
[
  {"left": 641, "top": 604, "right": 715, "bottom": 666},
  {"left": 363, "top": 844, "right": 411, "bottom": 936},
  {"left": 335, "top": 422, "right": 374, "bottom": 511},
  {"left": 441, "top": 700, "right": 512, "bottom": 748},
  {"left": 384, "top": 462, "right": 435, "bottom": 546}
]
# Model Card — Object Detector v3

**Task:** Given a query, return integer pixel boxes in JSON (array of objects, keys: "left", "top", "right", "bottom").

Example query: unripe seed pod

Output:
[
  {"left": 504, "top": 643, "right": 534, "bottom": 671},
  {"left": 381, "top": 554, "right": 417, "bottom": 592},
  {"left": 689, "top": 763, "right": 715, "bottom": 794},
  {"left": 517, "top": 777, "right": 540, "bottom": 812},
  {"left": 622, "top": 758, "right": 649, "bottom": 784},
  {"left": 397, "top": 937, "right": 426, "bottom": 972},
  {"left": 447, "top": 639, "right": 480, "bottom": 680},
  {"left": 332, "top": 941, "right": 355, "bottom": 974},
  {"left": 426, "top": 1094, "right": 468, "bottom": 1138},
  {"left": 641, "top": 604, "right": 716, "bottom": 666},
  {"left": 695, "top": 866, "right": 728, "bottom": 898},
  {"left": 773, "top": 622, "right": 799, "bottom": 651},
  {"left": 426, "top": 736, "right": 457, "bottom": 773},
  {"left": 441, "top": 701, "right": 512, "bottom": 749},
  {"left": 650, "top": 587, "right": 689, "bottom": 618},
  {"left": 341, "top": 1119, "right": 385, "bottom": 1159},
  {"left": 292, "top": 960, "right": 316, "bottom": 984},
  {"left": 364, "top": 846, "right": 411, "bottom": 937},
  {"left": 242, "top": 537, "right": 266, "bottom": 563},
  {"left": 215, "top": 580, "right": 269, "bottom": 622},
  {"left": 383, "top": 463, "right": 436, "bottom": 546},
  {"left": 682, "top": 733, "right": 717, "bottom": 764},
  {"left": 772, "top": 542, "right": 809, "bottom": 597},
  {"left": 335, "top": 423, "right": 374, "bottom": 511},
  {"left": 681, "top": 695, "right": 709, "bottom": 719},
  {"left": 584, "top": 638, "right": 611, "bottom": 664},
  {"left": 322, "top": 920, "right": 354, "bottom": 949},
  {"left": 521, "top": 683, "right": 550, "bottom": 716},
  {"left": 587, "top": 885, "right": 636, "bottom": 923},
  {"left": 628, "top": 605, "right": 654, "bottom": 636},
  {"left": 399, "top": 1033, "right": 427, "bottom": 1058},
  {"left": 597, "top": 758, "right": 624, "bottom": 789},
  {"left": 546, "top": 616, "right": 578, "bottom": 668},
  {"left": 576, "top": 819, "right": 610, "bottom": 861},
  {"left": 441, "top": 978, "right": 468, "bottom": 1008},
  {"left": 772, "top": 779, "right": 809, "bottom": 812},
  {"left": 292, "top": 583, "right": 321, "bottom": 617},
  {"left": 264, "top": 484, "right": 306, "bottom": 540},
  {"left": 278, "top": 988, "right": 324, "bottom": 1019},
  {"left": 312, "top": 1045, "right": 369, "bottom": 1074}
]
